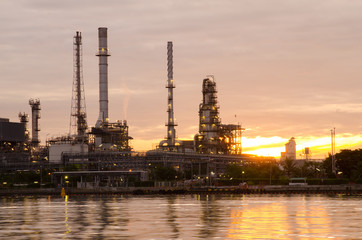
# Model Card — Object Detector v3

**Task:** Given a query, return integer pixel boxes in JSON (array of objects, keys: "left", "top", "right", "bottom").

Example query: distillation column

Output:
[
  {"left": 18, "top": 112, "right": 29, "bottom": 141},
  {"left": 29, "top": 99, "right": 41, "bottom": 147},
  {"left": 96, "top": 27, "right": 110, "bottom": 127},
  {"left": 196, "top": 76, "right": 220, "bottom": 154}
]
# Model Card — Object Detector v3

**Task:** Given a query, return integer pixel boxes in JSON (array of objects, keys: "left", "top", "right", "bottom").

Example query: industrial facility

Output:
[
  {"left": 0, "top": 27, "right": 273, "bottom": 187},
  {"left": 194, "top": 76, "right": 244, "bottom": 155},
  {"left": 89, "top": 28, "right": 132, "bottom": 152}
]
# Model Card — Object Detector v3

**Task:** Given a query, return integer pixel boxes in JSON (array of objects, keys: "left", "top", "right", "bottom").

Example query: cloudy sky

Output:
[{"left": 1, "top": 0, "right": 362, "bottom": 158}]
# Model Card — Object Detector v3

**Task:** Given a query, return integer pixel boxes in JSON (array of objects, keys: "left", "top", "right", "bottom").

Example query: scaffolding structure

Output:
[
  {"left": 90, "top": 120, "right": 132, "bottom": 152},
  {"left": 219, "top": 124, "right": 243, "bottom": 155}
]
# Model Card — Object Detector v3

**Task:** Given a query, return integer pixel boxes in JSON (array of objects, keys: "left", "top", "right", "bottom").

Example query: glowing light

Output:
[{"left": 241, "top": 134, "right": 362, "bottom": 158}]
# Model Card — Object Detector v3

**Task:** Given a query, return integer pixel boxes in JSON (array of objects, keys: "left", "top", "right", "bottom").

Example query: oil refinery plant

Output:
[{"left": 0, "top": 27, "right": 273, "bottom": 187}]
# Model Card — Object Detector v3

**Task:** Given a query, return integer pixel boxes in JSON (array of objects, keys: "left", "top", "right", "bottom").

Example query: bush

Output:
[
  {"left": 322, "top": 178, "right": 349, "bottom": 185},
  {"left": 43, "top": 182, "right": 55, "bottom": 188},
  {"left": 134, "top": 181, "right": 155, "bottom": 187},
  {"left": 27, "top": 183, "right": 40, "bottom": 188}
]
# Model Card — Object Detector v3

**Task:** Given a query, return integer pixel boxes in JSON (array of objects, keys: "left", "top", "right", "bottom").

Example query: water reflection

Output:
[
  {"left": 0, "top": 195, "right": 361, "bottom": 239},
  {"left": 166, "top": 196, "right": 179, "bottom": 238},
  {"left": 72, "top": 196, "right": 88, "bottom": 238},
  {"left": 226, "top": 195, "right": 361, "bottom": 239},
  {"left": 227, "top": 198, "right": 288, "bottom": 239},
  {"left": 197, "top": 195, "right": 222, "bottom": 239},
  {"left": 63, "top": 195, "right": 71, "bottom": 237}
]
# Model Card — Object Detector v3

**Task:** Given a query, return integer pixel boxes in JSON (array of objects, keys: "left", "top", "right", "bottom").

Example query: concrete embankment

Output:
[{"left": 1, "top": 185, "right": 361, "bottom": 197}]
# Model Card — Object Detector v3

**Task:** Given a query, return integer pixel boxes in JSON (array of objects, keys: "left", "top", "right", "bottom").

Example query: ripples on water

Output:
[{"left": 0, "top": 194, "right": 361, "bottom": 239}]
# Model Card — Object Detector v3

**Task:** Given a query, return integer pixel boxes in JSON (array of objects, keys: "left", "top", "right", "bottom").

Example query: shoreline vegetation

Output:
[{"left": 1, "top": 184, "right": 361, "bottom": 197}]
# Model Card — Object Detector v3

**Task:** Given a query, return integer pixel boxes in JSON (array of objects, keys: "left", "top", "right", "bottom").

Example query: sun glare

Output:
[
  {"left": 242, "top": 134, "right": 362, "bottom": 159},
  {"left": 131, "top": 134, "right": 362, "bottom": 159}
]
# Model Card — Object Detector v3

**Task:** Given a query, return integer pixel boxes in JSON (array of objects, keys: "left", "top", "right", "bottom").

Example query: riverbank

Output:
[{"left": 1, "top": 184, "right": 362, "bottom": 196}]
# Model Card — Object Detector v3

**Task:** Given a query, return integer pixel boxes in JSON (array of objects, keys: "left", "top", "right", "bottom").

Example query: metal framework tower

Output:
[
  {"left": 159, "top": 41, "right": 180, "bottom": 150},
  {"left": 166, "top": 41, "right": 176, "bottom": 146},
  {"left": 95, "top": 27, "right": 110, "bottom": 127},
  {"left": 29, "top": 99, "right": 40, "bottom": 146},
  {"left": 70, "top": 31, "right": 88, "bottom": 138}
]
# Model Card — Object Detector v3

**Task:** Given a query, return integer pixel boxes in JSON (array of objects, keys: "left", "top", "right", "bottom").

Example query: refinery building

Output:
[{"left": 0, "top": 27, "right": 273, "bottom": 186}]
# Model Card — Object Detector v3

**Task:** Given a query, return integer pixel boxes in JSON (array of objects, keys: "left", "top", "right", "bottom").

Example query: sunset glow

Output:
[
  {"left": 2, "top": 1, "right": 362, "bottom": 162},
  {"left": 131, "top": 134, "right": 362, "bottom": 159},
  {"left": 242, "top": 134, "right": 362, "bottom": 159}
]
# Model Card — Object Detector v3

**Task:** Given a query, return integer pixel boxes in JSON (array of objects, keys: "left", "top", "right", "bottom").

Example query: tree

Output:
[
  {"left": 299, "top": 161, "right": 323, "bottom": 178},
  {"left": 225, "top": 161, "right": 282, "bottom": 180},
  {"left": 225, "top": 164, "right": 243, "bottom": 178},
  {"left": 281, "top": 157, "right": 296, "bottom": 178},
  {"left": 323, "top": 149, "right": 362, "bottom": 181},
  {"left": 323, "top": 154, "right": 334, "bottom": 178},
  {"left": 335, "top": 149, "right": 362, "bottom": 181},
  {"left": 151, "top": 165, "right": 181, "bottom": 181}
]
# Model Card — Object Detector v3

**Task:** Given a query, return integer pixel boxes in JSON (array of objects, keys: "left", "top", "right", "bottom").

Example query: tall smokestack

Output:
[
  {"left": 159, "top": 41, "right": 180, "bottom": 150},
  {"left": 166, "top": 41, "right": 176, "bottom": 146},
  {"left": 96, "top": 27, "right": 110, "bottom": 127}
]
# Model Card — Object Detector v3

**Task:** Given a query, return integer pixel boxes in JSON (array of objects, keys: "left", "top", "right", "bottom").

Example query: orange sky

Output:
[{"left": 2, "top": 1, "right": 362, "bottom": 159}]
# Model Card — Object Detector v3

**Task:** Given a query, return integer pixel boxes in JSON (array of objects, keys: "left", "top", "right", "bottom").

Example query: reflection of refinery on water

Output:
[{"left": 1, "top": 27, "right": 273, "bottom": 183}]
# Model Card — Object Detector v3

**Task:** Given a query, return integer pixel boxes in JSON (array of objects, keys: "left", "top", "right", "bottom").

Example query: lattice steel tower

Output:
[
  {"left": 158, "top": 41, "right": 181, "bottom": 150},
  {"left": 70, "top": 31, "right": 87, "bottom": 138},
  {"left": 166, "top": 41, "right": 176, "bottom": 146}
]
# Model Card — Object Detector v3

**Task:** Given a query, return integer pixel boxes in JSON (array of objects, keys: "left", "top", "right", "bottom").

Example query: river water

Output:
[{"left": 0, "top": 194, "right": 361, "bottom": 239}]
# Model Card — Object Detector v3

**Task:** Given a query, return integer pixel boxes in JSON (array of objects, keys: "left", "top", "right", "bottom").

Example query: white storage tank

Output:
[{"left": 49, "top": 143, "right": 88, "bottom": 164}]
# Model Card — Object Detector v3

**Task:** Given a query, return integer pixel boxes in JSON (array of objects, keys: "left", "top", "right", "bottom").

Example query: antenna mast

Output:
[{"left": 70, "top": 31, "right": 87, "bottom": 139}]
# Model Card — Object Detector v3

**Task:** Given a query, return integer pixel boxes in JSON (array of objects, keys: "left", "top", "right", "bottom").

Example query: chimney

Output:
[{"left": 96, "top": 27, "right": 110, "bottom": 127}]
